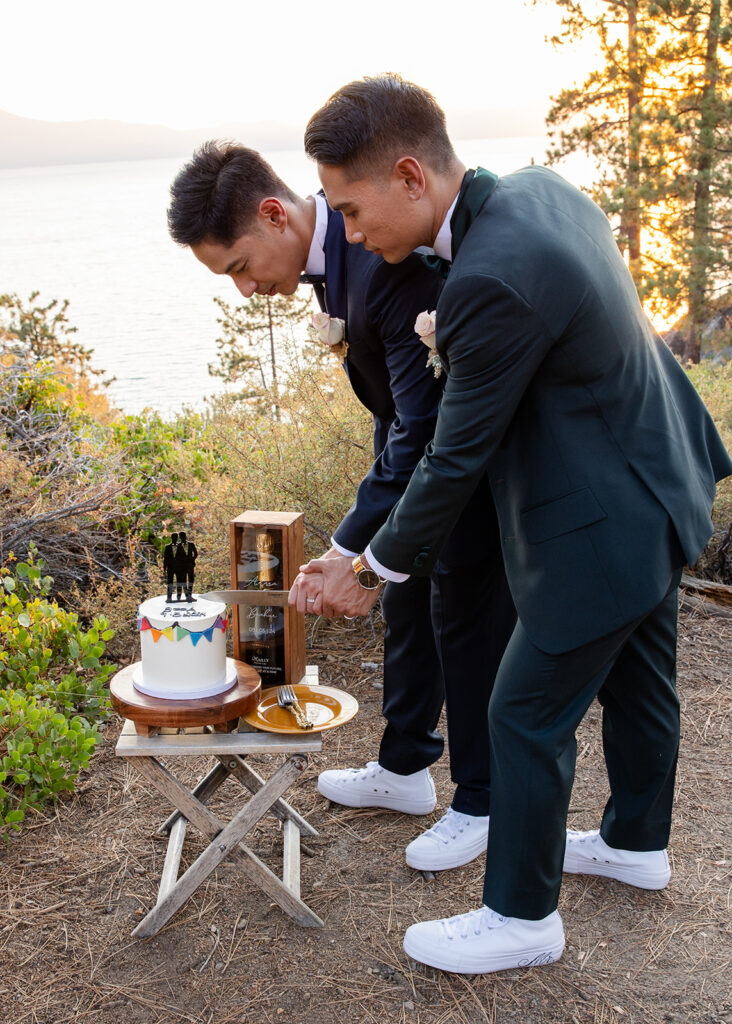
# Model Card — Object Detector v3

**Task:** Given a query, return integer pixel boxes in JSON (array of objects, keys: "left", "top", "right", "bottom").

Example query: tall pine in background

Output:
[
  {"left": 542, "top": 0, "right": 732, "bottom": 360},
  {"left": 682, "top": 0, "right": 732, "bottom": 360},
  {"left": 208, "top": 291, "right": 316, "bottom": 417}
]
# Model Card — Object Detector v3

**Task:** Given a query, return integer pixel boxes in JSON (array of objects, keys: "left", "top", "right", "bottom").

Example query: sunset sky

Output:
[{"left": 2, "top": 0, "right": 595, "bottom": 131}]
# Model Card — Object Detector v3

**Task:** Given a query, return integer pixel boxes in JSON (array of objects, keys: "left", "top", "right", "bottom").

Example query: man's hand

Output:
[
  {"left": 288, "top": 547, "right": 345, "bottom": 615},
  {"left": 289, "top": 568, "right": 325, "bottom": 615},
  {"left": 290, "top": 553, "right": 381, "bottom": 618}
]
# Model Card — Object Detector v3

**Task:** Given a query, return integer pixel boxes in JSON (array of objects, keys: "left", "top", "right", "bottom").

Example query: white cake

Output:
[{"left": 133, "top": 595, "right": 238, "bottom": 700}]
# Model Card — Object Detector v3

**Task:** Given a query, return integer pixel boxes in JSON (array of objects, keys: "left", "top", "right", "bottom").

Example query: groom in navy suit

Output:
[
  {"left": 167, "top": 143, "right": 516, "bottom": 872},
  {"left": 300, "top": 74, "right": 732, "bottom": 975}
]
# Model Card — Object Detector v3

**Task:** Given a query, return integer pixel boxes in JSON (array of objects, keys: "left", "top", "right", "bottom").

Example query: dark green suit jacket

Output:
[{"left": 369, "top": 166, "right": 732, "bottom": 654}]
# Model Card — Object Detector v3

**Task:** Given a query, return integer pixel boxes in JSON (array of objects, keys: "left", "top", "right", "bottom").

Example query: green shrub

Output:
[
  {"left": 0, "top": 693, "right": 97, "bottom": 827},
  {"left": 0, "top": 545, "right": 115, "bottom": 836}
]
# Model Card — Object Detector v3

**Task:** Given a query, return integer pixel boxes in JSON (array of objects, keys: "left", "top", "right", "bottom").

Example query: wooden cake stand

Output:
[
  {"left": 110, "top": 660, "right": 261, "bottom": 735},
  {"left": 110, "top": 661, "right": 323, "bottom": 936}
]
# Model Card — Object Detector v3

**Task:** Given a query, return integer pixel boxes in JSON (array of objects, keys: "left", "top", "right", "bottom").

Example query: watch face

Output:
[{"left": 357, "top": 568, "right": 381, "bottom": 590}]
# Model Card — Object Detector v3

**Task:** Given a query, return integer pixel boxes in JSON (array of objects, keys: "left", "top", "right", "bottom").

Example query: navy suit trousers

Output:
[
  {"left": 379, "top": 476, "right": 516, "bottom": 817},
  {"left": 378, "top": 576, "right": 445, "bottom": 776}
]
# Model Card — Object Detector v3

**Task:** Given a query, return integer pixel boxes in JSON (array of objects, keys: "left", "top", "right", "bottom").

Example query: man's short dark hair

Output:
[
  {"left": 167, "top": 141, "right": 297, "bottom": 248},
  {"left": 304, "top": 73, "right": 457, "bottom": 179}
]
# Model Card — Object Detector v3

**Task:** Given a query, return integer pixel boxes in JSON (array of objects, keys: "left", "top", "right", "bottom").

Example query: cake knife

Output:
[{"left": 200, "top": 589, "right": 291, "bottom": 608}]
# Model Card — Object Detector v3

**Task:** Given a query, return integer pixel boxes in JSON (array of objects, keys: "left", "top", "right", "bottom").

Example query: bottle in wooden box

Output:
[
  {"left": 240, "top": 529, "right": 286, "bottom": 681},
  {"left": 230, "top": 511, "right": 306, "bottom": 686}
]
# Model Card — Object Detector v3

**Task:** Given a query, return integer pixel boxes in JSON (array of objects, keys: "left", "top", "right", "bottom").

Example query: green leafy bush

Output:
[{"left": 0, "top": 545, "right": 115, "bottom": 836}]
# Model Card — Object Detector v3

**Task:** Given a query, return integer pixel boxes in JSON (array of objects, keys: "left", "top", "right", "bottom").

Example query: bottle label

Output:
[{"left": 236, "top": 528, "right": 286, "bottom": 678}]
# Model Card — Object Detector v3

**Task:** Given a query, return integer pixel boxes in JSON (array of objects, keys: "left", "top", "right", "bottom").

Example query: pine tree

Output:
[
  {"left": 0, "top": 291, "right": 111, "bottom": 384},
  {"left": 542, "top": 0, "right": 732, "bottom": 358},
  {"left": 674, "top": 0, "right": 732, "bottom": 360},
  {"left": 208, "top": 290, "right": 316, "bottom": 416},
  {"left": 544, "top": 1, "right": 666, "bottom": 283}
]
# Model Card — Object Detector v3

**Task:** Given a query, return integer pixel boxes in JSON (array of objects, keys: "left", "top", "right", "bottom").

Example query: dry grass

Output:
[{"left": 1, "top": 607, "right": 730, "bottom": 1024}]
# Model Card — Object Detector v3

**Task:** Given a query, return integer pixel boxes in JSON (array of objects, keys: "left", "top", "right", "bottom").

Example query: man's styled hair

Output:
[
  {"left": 167, "top": 141, "right": 297, "bottom": 248},
  {"left": 304, "top": 73, "right": 457, "bottom": 179}
]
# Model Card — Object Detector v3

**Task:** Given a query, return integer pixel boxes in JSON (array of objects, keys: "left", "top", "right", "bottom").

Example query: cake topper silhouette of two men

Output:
[{"left": 163, "top": 532, "right": 198, "bottom": 603}]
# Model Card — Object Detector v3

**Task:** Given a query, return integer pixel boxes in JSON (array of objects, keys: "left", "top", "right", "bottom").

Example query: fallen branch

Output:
[
  {"left": 681, "top": 573, "right": 732, "bottom": 607},
  {"left": 680, "top": 592, "right": 732, "bottom": 619}
]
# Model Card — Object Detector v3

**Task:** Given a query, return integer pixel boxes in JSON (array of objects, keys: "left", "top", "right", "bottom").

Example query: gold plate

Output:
[{"left": 242, "top": 684, "right": 359, "bottom": 734}]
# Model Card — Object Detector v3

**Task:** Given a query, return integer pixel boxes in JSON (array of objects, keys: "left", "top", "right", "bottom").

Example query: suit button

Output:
[{"left": 413, "top": 547, "right": 430, "bottom": 568}]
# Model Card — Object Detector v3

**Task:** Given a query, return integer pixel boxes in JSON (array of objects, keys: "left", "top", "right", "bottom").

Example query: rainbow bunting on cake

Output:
[{"left": 136, "top": 614, "right": 228, "bottom": 643}]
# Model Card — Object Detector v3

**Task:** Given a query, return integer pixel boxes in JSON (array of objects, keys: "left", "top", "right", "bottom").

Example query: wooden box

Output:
[{"left": 229, "top": 511, "right": 306, "bottom": 686}]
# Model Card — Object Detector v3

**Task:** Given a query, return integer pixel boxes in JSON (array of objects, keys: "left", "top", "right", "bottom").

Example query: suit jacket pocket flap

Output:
[{"left": 521, "top": 488, "right": 607, "bottom": 544}]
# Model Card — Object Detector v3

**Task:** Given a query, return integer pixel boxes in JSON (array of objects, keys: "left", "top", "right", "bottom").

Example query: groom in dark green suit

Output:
[{"left": 294, "top": 74, "right": 732, "bottom": 975}]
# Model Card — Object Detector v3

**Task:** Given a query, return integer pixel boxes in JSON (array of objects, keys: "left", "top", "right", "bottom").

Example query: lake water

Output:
[{"left": 0, "top": 139, "right": 592, "bottom": 415}]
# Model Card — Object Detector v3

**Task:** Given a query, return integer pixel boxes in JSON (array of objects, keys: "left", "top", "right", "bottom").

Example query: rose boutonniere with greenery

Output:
[
  {"left": 414, "top": 310, "right": 442, "bottom": 378},
  {"left": 308, "top": 312, "right": 348, "bottom": 361}
]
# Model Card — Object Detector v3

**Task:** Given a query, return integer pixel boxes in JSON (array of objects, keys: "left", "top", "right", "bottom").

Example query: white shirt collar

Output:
[
  {"left": 433, "top": 193, "right": 458, "bottom": 261},
  {"left": 413, "top": 193, "right": 458, "bottom": 262},
  {"left": 305, "top": 193, "right": 328, "bottom": 276}
]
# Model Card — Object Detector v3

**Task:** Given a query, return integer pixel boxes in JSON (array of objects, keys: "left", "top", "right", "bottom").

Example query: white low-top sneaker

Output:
[
  {"left": 317, "top": 762, "right": 436, "bottom": 814},
  {"left": 404, "top": 905, "right": 565, "bottom": 975},
  {"left": 563, "top": 829, "right": 671, "bottom": 889},
  {"left": 406, "top": 807, "right": 490, "bottom": 871}
]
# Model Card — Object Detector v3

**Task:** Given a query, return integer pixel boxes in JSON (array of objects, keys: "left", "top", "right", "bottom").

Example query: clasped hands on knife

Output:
[{"left": 288, "top": 547, "right": 382, "bottom": 619}]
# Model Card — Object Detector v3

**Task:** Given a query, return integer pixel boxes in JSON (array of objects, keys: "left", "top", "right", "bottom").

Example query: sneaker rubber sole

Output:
[{"left": 403, "top": 931, "right": 565, "bottom": 974}]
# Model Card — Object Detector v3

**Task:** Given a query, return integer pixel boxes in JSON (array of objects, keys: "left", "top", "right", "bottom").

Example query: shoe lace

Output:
[
  {"left": 441, "top": 906, "right": 508, "bottom": 941},
  {"left": 424, "top": 807, "right": 467, "bottom": 845},
  {"left": 567, "top": 829, "right": 599, "bottom": 846},
  {"left": 349, "top": 761, "right": 383, "bottom": 781}
]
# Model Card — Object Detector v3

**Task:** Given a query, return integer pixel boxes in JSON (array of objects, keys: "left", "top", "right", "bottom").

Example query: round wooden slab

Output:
[{"left": 110, "top": 660, "right": 261, "bottom": 729}]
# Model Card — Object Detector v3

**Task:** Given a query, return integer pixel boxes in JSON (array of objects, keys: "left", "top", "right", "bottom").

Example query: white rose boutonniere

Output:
[
  {"left": 308, "top": 312, "right": 348, "bottom": 361},
  {"left": 414, "top": 309, "right": 443, "bottom": 378}
]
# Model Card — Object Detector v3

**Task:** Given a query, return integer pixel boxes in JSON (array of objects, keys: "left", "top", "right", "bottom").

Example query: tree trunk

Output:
[
  {"left": 265, "top": 297, "right": 280, "bottom": 421},
  {"left": 622, "top": 0, "right": 643, "bottom": 287},
  {"left": 684, "top": 0, "right": 721, "bottom": 364}
]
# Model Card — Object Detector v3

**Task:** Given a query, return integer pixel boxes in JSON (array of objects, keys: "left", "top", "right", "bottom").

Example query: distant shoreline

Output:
[{"left": 0, "top": 105, "right": 548, "bottom": 172}]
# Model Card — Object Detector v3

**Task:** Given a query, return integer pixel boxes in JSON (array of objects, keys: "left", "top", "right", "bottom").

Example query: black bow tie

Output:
[
  {"left": 420, "top": 253, "right": 451, "bottom": 279},
  {"left": 300, "top": 273, "right": 325, "bottom": 285}
]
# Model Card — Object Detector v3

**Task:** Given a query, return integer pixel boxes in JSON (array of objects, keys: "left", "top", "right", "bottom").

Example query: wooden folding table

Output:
[{"left": 110, "top": 661, "right": 324, "bottom": 937}]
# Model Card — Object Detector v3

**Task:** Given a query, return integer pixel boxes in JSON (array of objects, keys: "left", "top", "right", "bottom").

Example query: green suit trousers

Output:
[{"left": 483, "top": 569, "right": 682, "bottom": 919}]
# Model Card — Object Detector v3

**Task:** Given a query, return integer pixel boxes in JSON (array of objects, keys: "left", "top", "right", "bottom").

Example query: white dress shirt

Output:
[{"left": 305, "top": 193, "right": 328, "bottom": 277}]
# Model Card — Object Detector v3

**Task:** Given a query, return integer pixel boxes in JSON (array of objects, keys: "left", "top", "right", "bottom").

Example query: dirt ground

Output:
[{"left": 1, "top": 604, "right": 730, "bottom": 1024}]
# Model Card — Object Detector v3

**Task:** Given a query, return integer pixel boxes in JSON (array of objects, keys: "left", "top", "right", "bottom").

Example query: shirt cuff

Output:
[
  {"left": 364, "top": 544, "right": 410, "bottom": 583},
  {"left": 330, "top": 536, "right": 358, "bottom": 558}
]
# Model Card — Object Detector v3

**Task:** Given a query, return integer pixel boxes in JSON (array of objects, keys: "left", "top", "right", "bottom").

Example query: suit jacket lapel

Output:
[
  {"left": 450, "top": 167, "right": 499, "bottom": 258},
  {"left": 434, "top": 168, "right": 498, "bottom": 372},
  {"left": 322, "top": 205, "right": 349, "bottom": 319}
]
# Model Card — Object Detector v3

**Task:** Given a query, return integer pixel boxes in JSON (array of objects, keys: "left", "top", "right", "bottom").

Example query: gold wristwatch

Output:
[{"left": 352, "top": 553, "right": 383, "bottom": 590}]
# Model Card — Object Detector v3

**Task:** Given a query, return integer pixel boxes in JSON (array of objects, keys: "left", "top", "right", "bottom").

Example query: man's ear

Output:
[
  {"left": 393, "top": 157, "right": 426, "bottom": 201},
  {"left": 258, "top": 197, "right": 287, "bottom": 232}
]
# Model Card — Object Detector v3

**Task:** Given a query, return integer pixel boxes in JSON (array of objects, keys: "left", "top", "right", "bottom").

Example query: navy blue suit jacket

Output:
[{"left": 306, "top": 207, "right": 445, "bottom": 553}]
